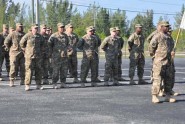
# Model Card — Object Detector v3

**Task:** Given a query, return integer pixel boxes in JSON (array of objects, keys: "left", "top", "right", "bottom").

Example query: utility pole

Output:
[
  {"left": 32, "top": 0, "right": 34, "bottom": 24},
  {"left": 36, "top": 0, "right": 40, "bottom": 28}
]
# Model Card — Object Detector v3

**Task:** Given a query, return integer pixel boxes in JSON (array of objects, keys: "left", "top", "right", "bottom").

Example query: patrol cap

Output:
[
  {"left": 160, "top": 21, "right": 170, "bottom": 27},
  {"left": 65, "top": 23, "right": 73, "bottom": 29},
  {"left": 110, "top": 27, "right": 116, "bottom": 32},
  {"left": 16, "top": 23, "right": 23, "bottom": 27},
  {"left": 57, "top": 23, "right": 65, "bottom": 28},
  {"left": 31, "top": 24, "right": 39, "bottom": 28},
  {"left": 115, "top": 27, "right": 120, "bottom": 31},
  {"left": 135, "top": 24, "right": 142, "bottom": 28},
  {"left": 40, "top": 24, "right": 47, "bottom": 29},
  {"left": 3, "top": 24, "right": 8, "bottom": 29},
  {"left": 86, "top": 26, "right": 93, "bottom": 32},
  {"left": 89, "top": 26, "right": 95, "bottom": 31}
]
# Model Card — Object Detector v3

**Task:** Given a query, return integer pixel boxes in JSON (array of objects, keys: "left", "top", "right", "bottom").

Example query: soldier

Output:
[
  {"left": 91, "top": 26, "right": 101, "bottom": 82},
  {"left": 0, "top": 24, "right": 10, "bottom": 77},
  {"left": 167, "top": 27, "right": 179, "bottom": 96},
  {"left": 77, "top": 26, "right": 98, "bottom": 87},
  {"left": 40, "top": 24, "right": 50, "bottom": 85},
  {"left": 149, "top": 21, "right": 176, "bottom": 103},
  {"left": 100, "top": 27, "right": 121, "bottom": 86},
  {"left": 4, "top": 23, "right": 25, "bottom": 87},
  {"left": 0, "top": 34, "right": 3, "bottom": 80},
  {"left": 48, "top": 23, "right": 69, "bottom": 89},
  {"left": 65, "top": 23, "right": 80, "bottom": 83},
  {"left": 115, "top": 27, "right": 125, "bottom": 81},
  {"left": 20, "top": 24, "right": 44, "bottom": 91},
  {"left": 128, "top": 24, "right": 147, "bottom": 85}
]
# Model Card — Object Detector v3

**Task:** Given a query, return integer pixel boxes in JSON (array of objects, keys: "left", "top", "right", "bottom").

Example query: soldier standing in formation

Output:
[
  {"left": 0, "top": 24, "right": 10, "bottom": 77},
  {"left": 48, "top": 23, "right": 69, "bottom": 89},
  {"left": 100, "top": 27, "right": 121, "bottom": 86},
  {"left": 77, "top": 26, "right": 98, "bottom": 87},
  {"left": 149, "top": 21, "right": 176, "bottom": 103},
  {"left": 127, "top": 24, "right": 147, "bottom": 85},
  {"left": 4, "top": 23, "right": 25, "bottom": 87},
  {"left": 65, "top": 23, "right": 80, "bottom": 83},
  {"left": 40, "top": 24, "right": 50, "bottom": 85},
  {"left": 20, "top": 24, "right": 44, "bottom": 91}
]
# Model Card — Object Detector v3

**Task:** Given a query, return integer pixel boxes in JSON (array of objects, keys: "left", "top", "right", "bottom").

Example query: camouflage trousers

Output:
[
  {"left": 95, "top": 53, "right": 99, "bottom": 78},
  {"left": 52, "top": 57, "right": 68, "bottom": 84},
  {"left": 48, "top": 58, "right": 53, "bottom": 77},
  {"left": 0, "top": 51, "right": 10, "bottom": 73},
  {"left": 129, "top": 54, "right": 145, "bottom": 79},
  {"left": 80, "top": 57, "right": 97, "bottom": 81},
  {"left": 118, "top": 54, "right": 122, "bottom": 78},
  {"left": 68, "top": 54, "right": 78, "bottom": 78},
  {"left": 9, "top": 53, "right": 25, "bottom": 81},
  {"left": 104, "top": 57, "right": 118, "bottom": 81},
  {"left": 41, "top": 58, "right": 49, "bottom": 79},
  {"left": 0, "top": 52, "right": 2, "bottom": 76},
  {"left": 25, "top": 58, "right": 42, "bottom": 85},
  {"left": 152, "top": 61, "right": 172, "bottom": 95},
  {"left": 170, "top": 61, "right": 175, "bottom": 90}
]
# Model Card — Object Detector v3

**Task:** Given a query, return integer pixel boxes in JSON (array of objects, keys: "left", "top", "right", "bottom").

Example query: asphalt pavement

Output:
[{"left": 0, "top": 58, "right": 185, "bottom": 124}]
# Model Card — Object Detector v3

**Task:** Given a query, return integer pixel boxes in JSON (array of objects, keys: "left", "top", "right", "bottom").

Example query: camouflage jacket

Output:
[
  {"left": 40, "top": 33, "right": 50, "bottom": 59},
  {"left": 4, "top": 31, "right": 25, "bottom": 55},
  {"left": 65, "top": 32, "right": 79, "bottom": 55},
  {"left": 146, "top": 30, "right": 158, "bottom": 43},
  {"left": 48, "top": 32, "right": 69, "bottom": 60},
  {"left": 128, "top": 32, "right": 145, "bottom": 58},
  {"left": 149, "top": 32, "right": 172, "bottom": 64},
  {"left": 20, "top": 32, "right": 44, "bottom": 59},
  {"left": 100, "top": 35, "right": 121, "bottom": 60},
  {"left": 0, "top": 34, "right": 3, "bottom": 54},
  {"left": 0, "top": 32, "right": 8, "bottom": 52},
  {"left": 93, "top": 34, "right": 101, "bottom": 53},
  {"left": 77, "top": 34, "right": 98, "bottom": 58}
]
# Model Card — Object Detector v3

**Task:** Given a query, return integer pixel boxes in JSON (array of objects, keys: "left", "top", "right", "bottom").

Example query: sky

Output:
[{"left": 14, "top": 0, "right": 185, "bottom": 27}]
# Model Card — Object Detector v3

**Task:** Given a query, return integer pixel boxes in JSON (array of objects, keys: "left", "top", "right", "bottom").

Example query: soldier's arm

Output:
[
  {"left": 20, "top": 34, "right": 28, "bottom": 51},
  {"left": 100, "top": 37, "right": 108, "bottom": 51},
  {"left": 149, "top": 35, "right": 158, "bottom": 57},
  {"left": 4, "top": 33, "right": 13, "bottom": 49},
  {"left": 48, "top": 35, "right": 54, "bottom": 55},
  {"left": 77, "top": 38, "right": 84, "bottom": 50},
  {"left": 127, "top": 34, "right": 134, "bottom": 51},
  {"left": 120, "top": 37, "right": 124, "bottom": 49}
]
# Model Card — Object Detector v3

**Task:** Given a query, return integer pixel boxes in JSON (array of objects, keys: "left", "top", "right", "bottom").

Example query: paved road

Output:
[{"left": 0, "top": 58, "right": 185, "bottom": 124}]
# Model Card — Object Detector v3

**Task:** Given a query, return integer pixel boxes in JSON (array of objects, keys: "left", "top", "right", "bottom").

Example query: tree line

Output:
[{"left": 0, "top": 0, "right": 185, "bottom": 51}]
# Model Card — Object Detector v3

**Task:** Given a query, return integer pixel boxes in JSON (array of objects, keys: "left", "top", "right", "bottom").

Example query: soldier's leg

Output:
[
  {"left": 19, "top": 54, "right": 25, "bottom": 84},
  {"left": 104, "top": 59, "right": 112, "bottom": 86},
  {"left": 71, "top": 55, "right": 79, "bottom": 83},
  {"left": 0, "top": 53, "right": 2, "bottom": 80},
  {"left": 48, "top": 58, "right": 53, "bottom": 78},
  {"left": 59, "top": 58, "right": 68, "bottom": 88},
  {"left": 118, "top": 55, "right": 122, "bottom": 79},
  {"left": 80, "top": 58, "right": 90, "bottom": 82},
  {"left": 9, "top": 55, "right": 18, "bottom": 86},
  {"left": 35, "top": 58, "right": 43, "bottom": 89},
  {"left": 113, "top": 59, "right": 120, "bottom": 85},
  {"left": 129, "top": 57, "right": 136, "bottom": 84},
  {"left": 95, "top": 53, "right": 100, "bottom": 81},
  {"left": 42, "top": 58, "right": 49, "bottom": 84},
  {"left": 137, "top": 56, "right": 147, "bottom": 84},
  {"left": 5, "top": 51, "right": 10, "bottom": 75},
  {"left": 24, "top": 58, "right": 32, "bottom": 90},
  {"left": 52, "top": 62, "right": 60, "bottom": 85},
  {"left": 90, "top": 59, "right": 98, "bottom": 86}
]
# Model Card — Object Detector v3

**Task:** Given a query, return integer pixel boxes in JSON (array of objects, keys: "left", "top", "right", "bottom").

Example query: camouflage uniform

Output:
[
  {"left": 117, "top": 35, "right": 124, "bottom": 80},
  {"left": 20, "top": 30, "right": 44, "bottom": 86},
  {"left": 77, "top": 28, "right": 98, "bottom": 86},
  {"left": 128, "top": 31, "right": 145, "bottom": 83},
  {"left": 0, "top": 34, "right": 3, "bottom": 79},
  {"left": 146, "top": 30, "right": 158, "bottom": 43},
  {"left": 0, "top": 31, "right": 10, "bottom": 75},
  {"left": 48, "top": 29, "right": 69, "bottom": 87},
  {"left": 100, "top": 28, "right": 121, "bottom": 85},
  {"left": 40, "top": 25, "right": 50, "bottom": 84},
  {"left": 149, "top": 32, "right": 172, "bottom": 95},
  {"left": 4, "top": 27, "right": 25, "bottom": 83},
  {"left": 65, "top": 31, "right": 79, "bottom": 82}
]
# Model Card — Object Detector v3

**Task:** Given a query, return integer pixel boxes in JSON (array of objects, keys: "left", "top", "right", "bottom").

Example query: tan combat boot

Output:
[
  {"left": 152, "top": 95, "right": 160, "bottom": 103},
  {"left": 104, "top": 81, "right": 109, "bottom": 86},
  {"left": 81, "top": 83, "right": 86, "bottom": 88},
  {"left": 36, "top": 85, "right": 44, "bottom": 90},
  {"left": 53, "top": 84, "right": 58, "bottom": 89},
  {"left": 73, "top": 78, "right": 80, "bottom": 83},
  {"left": 158, "top": 90, "right": 165, "bottom": 97},
  {"left": 43, "top": 79, "right": 50, "bottom": 85},
  {"left": 165, "top": 95, "right": 176, "bottom": 103},
  {"left": 20, "top": 80, "right": 24, "bottom": 85},
  {"left": 25, "top": 85, "right": 30, "bottom": 91},
  {"left": 171, "top": 90, "right": 179, "bottom": 96},
  {"left": 60, "top": 82, "right": 67, "bottom": 88},
  {"left": 129, "top": 78, "right": 136, "bottom": 85},
  {"left": 9, "top": 80, "right": 14, "bottom": 87},
  {"left": 138, "top": 78, "right": 148, "bottom": 85}
]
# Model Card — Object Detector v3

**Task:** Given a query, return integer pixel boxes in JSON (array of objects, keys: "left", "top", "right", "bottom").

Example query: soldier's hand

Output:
[
  {"left": 171, "top": 51, "right": 175, "bottom": 59},
  {"left": 4, "top": 47, "right": 9, "bottom": 51},
  {"left": 150, "top": 53, "right": 154, "bottom": 57}
]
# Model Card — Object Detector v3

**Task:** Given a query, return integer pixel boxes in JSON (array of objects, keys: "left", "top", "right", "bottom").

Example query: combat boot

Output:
[
  {"left": 81, "top": 83, "right": 86, "bottom": 88},
  {"left": 118, "top": 77, "right": 126, "bottom": 81},
  {"left": 109, "top": 77, "right": 113, "bottom": 82},
  {"left": 104, "top": 81, "right": 109, "bottom": 86},
  {"left": 53, "top": 84, "right": 58, "bottom": 89},
  {"left": 113, "top": 80, "right": 120, "bottom": 86},
  {"left": 152, "top": 95, "right": 160, "bottom": 103},
  {"left": 0, "top": 76, "right": 2, "bottom": 81},
  {"left": 36, "top": 85, "right": 44, "bottom": 90},
  {"left": 43, "top": 79, "right": 50, "bottom": 85},
  {"left": 91, "top": 82, "right": 98, "bottom": 87},
  {"left": 165, "top": 95, "right": 176, "bottom": 103},
  {"left": 158, "top": 90, "right": 165, "bottom": 97},
  {"left": 138, "top": 78, "right": 148, "bottom": 85},
  {"left": 171, "top": 90, "right": 179, "bottom": 96},
  {"left": 95, "top": 78, "right": 101, "bottom": 82},
  {"left": 20, "top": 80, "right": 24, "bottom": 85},
  {"left": 73, "top": 78, "right": 80, "bottom": 83},
  {"left": 25, "top": 85, "right": 30, "bottom": 91},
  {"left": 60, "top": 82, "right": 67, "bottom": 88},
  {"left": 129, "top": 78, "right": 136, "bottom": 85},
  {"left": 9, "top": 80, "right": 14, "bottom": 87}
]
